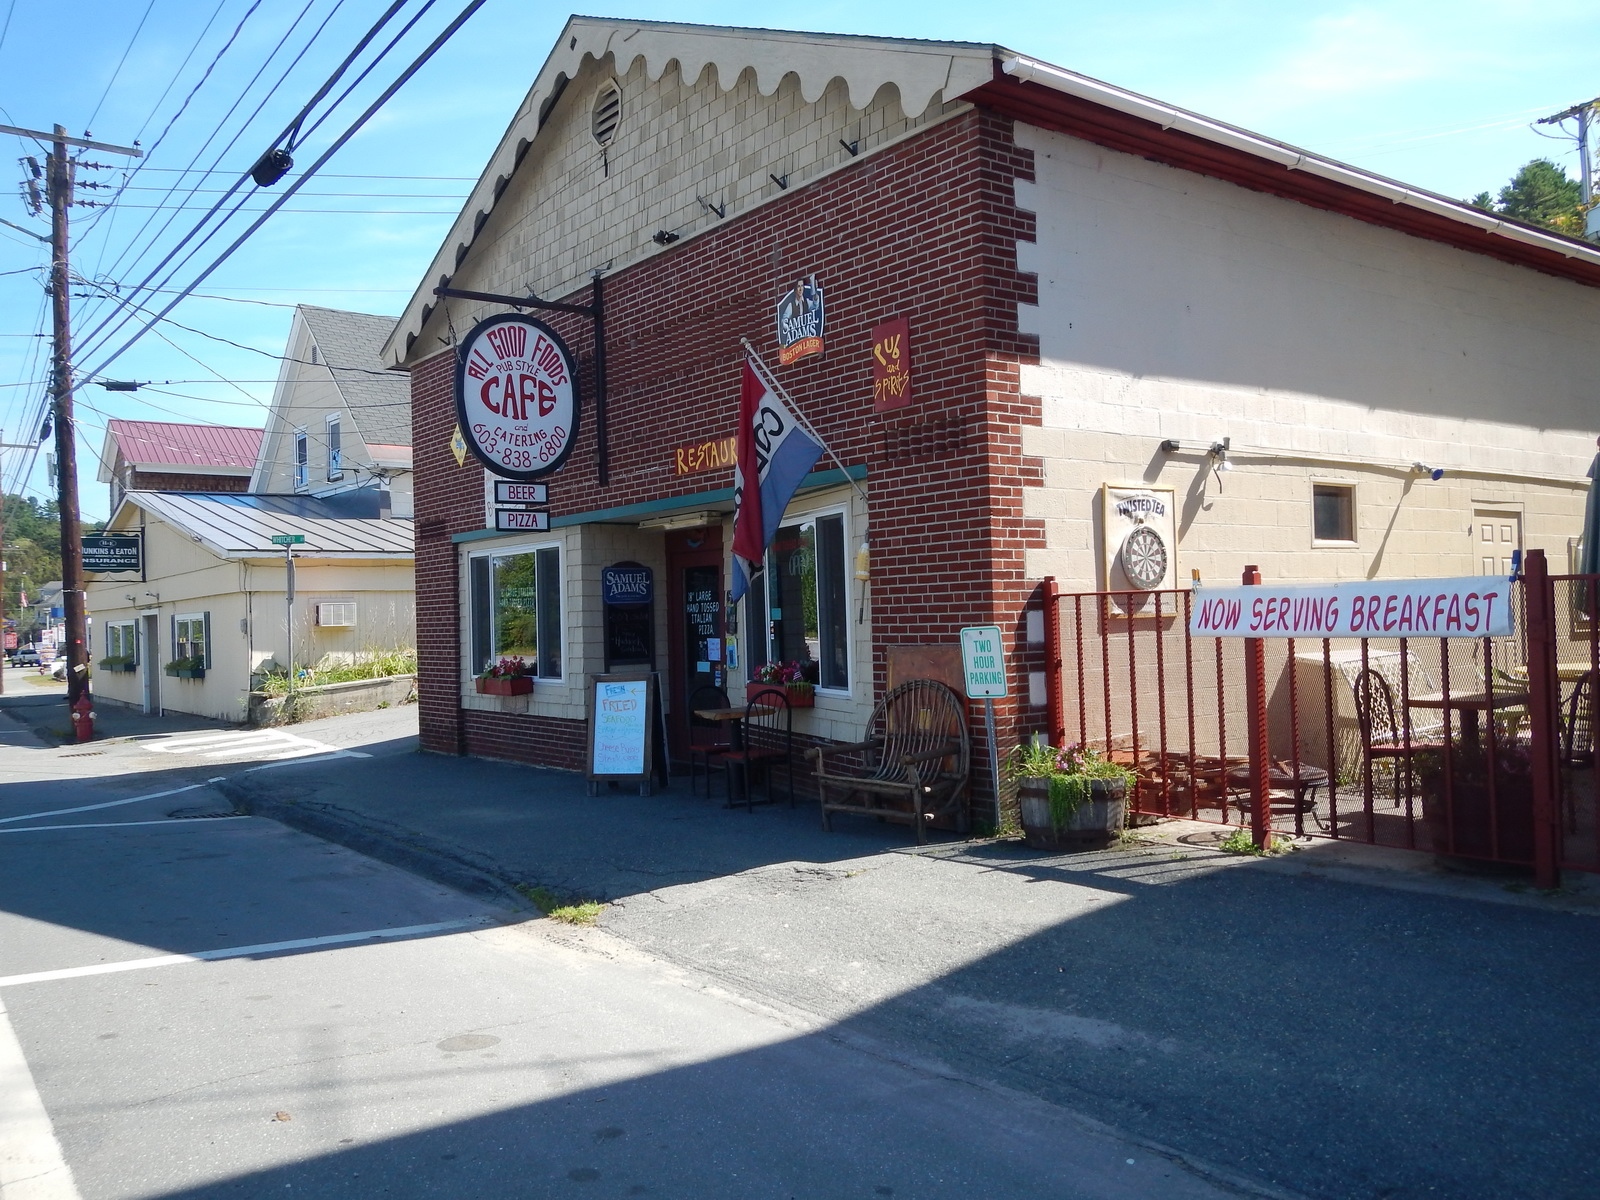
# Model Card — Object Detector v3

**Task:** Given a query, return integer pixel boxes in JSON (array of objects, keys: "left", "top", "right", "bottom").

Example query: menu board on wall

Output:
[{"left": 586, "top": 672, "right": 665, "bottom": 795}]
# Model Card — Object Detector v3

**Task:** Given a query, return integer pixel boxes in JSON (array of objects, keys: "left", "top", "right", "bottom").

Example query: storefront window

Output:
[
  {"left": 174, "top": 613, "right": 209, "bottom": 667},
  {"left": 746, "top": 512, "right": 848, "bottom": 690},
  {"left": 470, "top": 545, "right": 561, "bottom": 678}
]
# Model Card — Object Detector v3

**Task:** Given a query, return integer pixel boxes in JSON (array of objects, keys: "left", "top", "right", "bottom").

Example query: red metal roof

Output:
[{"left": 107, "top": 419, "right": 263, "bottom": 471}]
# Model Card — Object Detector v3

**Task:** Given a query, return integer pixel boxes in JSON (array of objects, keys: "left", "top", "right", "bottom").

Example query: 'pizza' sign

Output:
[{"left": 454, "top": 313, "right": 580, "bottom": 479}]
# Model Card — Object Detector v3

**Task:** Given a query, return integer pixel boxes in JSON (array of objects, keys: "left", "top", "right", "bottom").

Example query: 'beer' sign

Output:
[{"left": 454, "top": 313, "right": 580, "bottom": 479}]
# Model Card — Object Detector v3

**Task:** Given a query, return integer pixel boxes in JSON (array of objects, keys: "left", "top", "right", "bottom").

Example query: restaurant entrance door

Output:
[{"left": 665, "top": 526, "right": 725, "bottom": 762}]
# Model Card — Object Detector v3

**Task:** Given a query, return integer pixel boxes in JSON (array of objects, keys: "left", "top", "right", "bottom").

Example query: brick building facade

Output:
[{"left": 387, "top": 18, "right": 1600, "bottom": 822}]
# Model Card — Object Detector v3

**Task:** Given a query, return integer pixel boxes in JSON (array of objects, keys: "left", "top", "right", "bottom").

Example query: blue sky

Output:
[{"left": 1, "top": 1, "right": 1596, "bottom": 519}]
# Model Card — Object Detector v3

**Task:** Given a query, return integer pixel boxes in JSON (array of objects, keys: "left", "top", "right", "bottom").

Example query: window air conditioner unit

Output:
[{"left": 315, "top": 601, "right": 357, "bottom": 628}]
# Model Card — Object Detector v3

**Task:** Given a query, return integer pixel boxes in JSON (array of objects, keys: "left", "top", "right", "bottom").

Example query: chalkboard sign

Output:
[{"left": 586, "top": 672, "right": 666, "bottom": 795}]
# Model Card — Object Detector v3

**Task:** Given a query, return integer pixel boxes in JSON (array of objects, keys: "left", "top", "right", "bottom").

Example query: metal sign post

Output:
[
  {"left": 959, "top": 625, "right": 1010, "bottom": 826},
  {"left": 271, "top": 534, "right": 306, "bottom": 699}
]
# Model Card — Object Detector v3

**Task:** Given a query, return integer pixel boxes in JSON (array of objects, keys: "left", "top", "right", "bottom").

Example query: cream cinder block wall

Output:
[
  {"left": 417, "top": 52, "right": 963, "bottom": 349},
  {"left": 1013, "top": 123, "right": 1600, "bottom": 590}
]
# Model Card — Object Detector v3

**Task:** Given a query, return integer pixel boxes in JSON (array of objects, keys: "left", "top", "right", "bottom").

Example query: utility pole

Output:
[
  {"left": 5, "top": 122, "right": 141, "bottom": 717},
  {"left": 1537, "top": 97, "right": 1600, "bottom": 240}
]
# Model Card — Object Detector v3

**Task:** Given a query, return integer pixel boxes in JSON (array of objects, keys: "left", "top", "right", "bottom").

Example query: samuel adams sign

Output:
[{"left": 454, "top": 312, "right": 580, "bottom": 479}]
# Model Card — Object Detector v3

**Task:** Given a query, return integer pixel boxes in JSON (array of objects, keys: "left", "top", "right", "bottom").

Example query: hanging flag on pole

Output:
[{"left": 730, "top": 355, "right": 825, "bottom": 602}]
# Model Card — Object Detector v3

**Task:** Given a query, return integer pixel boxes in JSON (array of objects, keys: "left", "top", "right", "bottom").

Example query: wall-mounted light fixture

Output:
[
  {"left": 839, "top": 138, "right": 859, "bottom": 157},
  {"left": 769, "top": 173, "right": 789, "bottom": 190},
  {"left": 638, "top": 511, "right": 719, "bottom": 532},
  {"left": 651, "top": 229, "right": 679, "bottom": 246},
  {"left": 1209, "top": 437, "right": 1232, "bottom": 473},
  {"left": 695, "top": 194, "right": 725, "bottom": 219},
  {"left": 1412, "top": 462, "right": 1445, "bottom": 481},
  {"left": 1159, "top": 438, "right": 1182, "bottom": 454}
]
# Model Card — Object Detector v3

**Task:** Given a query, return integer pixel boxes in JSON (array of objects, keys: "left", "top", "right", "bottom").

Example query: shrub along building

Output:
[
  {"left": 385, "top": 16, "right": 1600, "bottom": 820},
  {"left": 85, "top": 307, "right": 415, "bottom": 722}
]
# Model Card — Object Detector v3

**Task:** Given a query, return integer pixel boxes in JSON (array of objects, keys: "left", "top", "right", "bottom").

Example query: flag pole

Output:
[{"left": 740, "top": 338, "right": 867, "bottom": 504}]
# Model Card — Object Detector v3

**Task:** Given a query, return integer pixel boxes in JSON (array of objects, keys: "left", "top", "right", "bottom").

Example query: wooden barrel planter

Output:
[{"left": 1018, "top": 776, "right": 1127, "bottom": 850}]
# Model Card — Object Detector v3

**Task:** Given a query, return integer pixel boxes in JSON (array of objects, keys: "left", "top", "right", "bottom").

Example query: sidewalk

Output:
[{"left": 217, "top": 728, "right": 941, "bottom": 906}]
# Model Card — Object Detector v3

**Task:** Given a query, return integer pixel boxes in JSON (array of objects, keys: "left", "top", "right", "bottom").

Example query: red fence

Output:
[{"left": 1042, "top": 550, "right": 1597, "bottom": 886}]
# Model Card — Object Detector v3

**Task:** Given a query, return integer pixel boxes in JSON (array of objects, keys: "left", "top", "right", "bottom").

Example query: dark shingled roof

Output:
[{"left": 297, "top": 306, "right": 411, "bottom": 448}]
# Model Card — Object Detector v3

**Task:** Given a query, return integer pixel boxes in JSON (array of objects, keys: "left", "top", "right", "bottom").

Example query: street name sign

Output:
[{"left": 269, "top": 533, "right": 306, "bottom": 546}]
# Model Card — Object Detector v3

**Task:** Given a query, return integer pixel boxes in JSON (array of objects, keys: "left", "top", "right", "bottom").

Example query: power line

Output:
[
  {"left": 84, "top": 0, "right": 159, "bottom": 132},
  {"left": 72, "top": 0, "right": 415, "bottom": 365},
  {"left": 72, "top": 1, "right": 487, "bottom": 386}
]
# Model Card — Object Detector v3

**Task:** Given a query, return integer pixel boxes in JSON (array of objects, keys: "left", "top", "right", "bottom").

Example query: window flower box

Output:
[
  {"left": 747, "top": 681, "right": 814, "bottom": 708},
  {"left": 476, "top": 675, "right": 534, "bottom": 696},
  {"left": 166, "top": 666, "right": 205, "bottom": 680},
  {"left": 99, "top": 657, "right": 136, "bottom": 673}
]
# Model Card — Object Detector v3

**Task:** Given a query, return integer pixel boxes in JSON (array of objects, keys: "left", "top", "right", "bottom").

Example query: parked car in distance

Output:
[{"left": 10, "top": 646, "right": 41, "bottom": 667}]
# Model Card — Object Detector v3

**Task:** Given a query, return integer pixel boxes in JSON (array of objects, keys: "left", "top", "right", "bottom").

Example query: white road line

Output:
[
  {"left": 0, "top": 919, "right": 490, "bottom": 990},
  {"left": 0, "top": 994, "right": 82, "bottom": 1199},
  {"left": 0, "top": 818, "right": 247, "bottom": 836},
  {"left": 0, "top": 782, "right": 211, "bottom": 826}
]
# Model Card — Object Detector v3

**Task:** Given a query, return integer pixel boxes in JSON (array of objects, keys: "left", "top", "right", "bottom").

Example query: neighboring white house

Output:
[
  {"left": 251, "top": 305, "right": 413, "bottom": 516},
  {"left": 84, "top": 306, "right": 414, "bottom": 721}
]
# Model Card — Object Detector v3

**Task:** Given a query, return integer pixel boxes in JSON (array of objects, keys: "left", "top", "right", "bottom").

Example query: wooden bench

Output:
[{"left": 810, "top": 679, "right": 970, "bottom": 844}]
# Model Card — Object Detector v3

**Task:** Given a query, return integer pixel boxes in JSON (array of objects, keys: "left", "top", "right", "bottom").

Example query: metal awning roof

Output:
[{"left": 121, "top": 490, "right": 412, "bottom": 560}]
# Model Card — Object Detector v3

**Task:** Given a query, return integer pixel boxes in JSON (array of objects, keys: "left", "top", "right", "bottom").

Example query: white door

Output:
[
  {"left": 141, "top": 613, "right": 161, "bottom": 715},
  {"left": 1474, "top": 510, "right": 1522, "bottom": 577}
]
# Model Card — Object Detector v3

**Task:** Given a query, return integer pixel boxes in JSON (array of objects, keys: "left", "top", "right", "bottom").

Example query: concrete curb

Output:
[{"left": 217, "top": 775, "right": 532, "bottom": 914}]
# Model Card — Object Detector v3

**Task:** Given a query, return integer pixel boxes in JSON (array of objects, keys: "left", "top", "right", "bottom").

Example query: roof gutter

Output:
[{"left": 999, "top": 55, "right": 1600, "bottom": 268}]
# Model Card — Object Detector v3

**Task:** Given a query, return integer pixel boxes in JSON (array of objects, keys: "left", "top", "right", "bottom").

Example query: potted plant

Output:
[
  {"left": 1009, "top": 735, "right": 1134, "bottom": 850},
  {"left": 164, "top": 656, "right": 205, "bottom": 680},
  {"left": 99, "top": 654, "right": 136, "bottom": 673},
  {"left": 1412, "top": 738, "right": 1534, "bottom": 865},
  {"left": 476, "top": 656, "right": 534, "bottom": 696},
  {"left": 747, "top": 660, "right": 815, "bottom": 707}
]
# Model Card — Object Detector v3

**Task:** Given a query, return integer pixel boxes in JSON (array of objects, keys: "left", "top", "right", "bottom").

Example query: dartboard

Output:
[{"left": 1120, "top": 526, "right": 1168, "bottom": 590}]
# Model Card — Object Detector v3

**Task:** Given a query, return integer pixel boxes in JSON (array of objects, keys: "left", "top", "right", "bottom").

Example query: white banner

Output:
[{"left": 1190, "top": 576, "right": 1514, "bottom": 639}]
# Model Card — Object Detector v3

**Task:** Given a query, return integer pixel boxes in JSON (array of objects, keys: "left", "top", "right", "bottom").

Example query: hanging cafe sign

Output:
[
  {"left": 454, "top": 312, "right": 580, "bottom": 479},
  {"left": 1190, "top": 576, "right": 1514, "bottom": 639}
]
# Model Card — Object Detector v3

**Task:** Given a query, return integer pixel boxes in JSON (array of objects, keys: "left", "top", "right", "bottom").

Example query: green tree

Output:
[
  {"left": 2, "top": 494, "right": 63, "bottom": 635},
  {"left": 1468, "top": 159, "right": 1585, "bottom": 237}
]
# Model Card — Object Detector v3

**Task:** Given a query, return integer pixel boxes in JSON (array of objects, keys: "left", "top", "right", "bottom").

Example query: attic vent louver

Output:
[{"left": 591, "top": 80, "right": 622, "bottom": 148}]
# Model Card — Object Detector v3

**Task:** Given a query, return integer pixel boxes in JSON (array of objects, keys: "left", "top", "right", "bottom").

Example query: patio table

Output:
[{"left": 1408, "top": 689, "right": 1530, "bottom": 751}]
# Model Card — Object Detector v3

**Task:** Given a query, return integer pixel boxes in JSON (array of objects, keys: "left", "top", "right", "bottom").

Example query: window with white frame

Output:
[
  {"left": 468, "top": 543, "right": 562, "bottom": 678},
  {"left": 745, "top": 510, "right": 850, "bottom": 690},
  {"left": 173, "top": 613, "right": 209, "bottom": 667},
  {"left": 104, "top": 620, "right": 137, "bottom": 663},
  {"left": 326, "top": 414, "right": 343, "bottom": 482},
  {"left": 293, "top": 428, "right": 308, "bottom": 490}
]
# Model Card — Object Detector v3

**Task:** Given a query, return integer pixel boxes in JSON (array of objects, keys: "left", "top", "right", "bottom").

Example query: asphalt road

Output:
[{"left": 0, "top": 707, "right": 1258, "bottom": 1199}]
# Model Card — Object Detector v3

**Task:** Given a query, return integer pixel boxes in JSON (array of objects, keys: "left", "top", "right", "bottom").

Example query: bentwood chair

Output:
[
  {"left": 687, "top": 684, "right": 731, "bottom": 797},
  {"left": 1561, "top": 670, "right": 1595, "bottom": 768},
  {"left": 717, "top": 690, "right": 794, "bottom": 811}
]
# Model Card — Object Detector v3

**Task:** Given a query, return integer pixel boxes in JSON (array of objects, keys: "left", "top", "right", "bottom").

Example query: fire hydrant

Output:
[{"left": 70, "top": 692, "right": 96, "bottom": 743}]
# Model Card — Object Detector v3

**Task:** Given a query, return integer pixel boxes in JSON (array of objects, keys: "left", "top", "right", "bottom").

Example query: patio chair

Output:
[
  {"left": 811, "top": 679, "right": 970, "bottom": 845},
  {"left": 1561, "top": 670, "right": 1595, "bottom": 768},
  {"left": 1353, "top": 668, "right": 1442, "bottom": 805},
  {"left": 716, "top": 690, "right": 795, "bottom": 811},
  {"left": 687, "top": 684, "right": 731, "bottom": 797}
]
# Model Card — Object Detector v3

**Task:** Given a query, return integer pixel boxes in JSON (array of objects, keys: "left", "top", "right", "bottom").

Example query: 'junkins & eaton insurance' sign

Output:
[
  {"left": 81, "top": 534, "right": 142, "bottom": 573},
  {"left": 1190, "top": 576, "right": 1514, "bottom": 639},
  {"left": 454, "top": 313, "right": 579, "bottom": 479}
]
